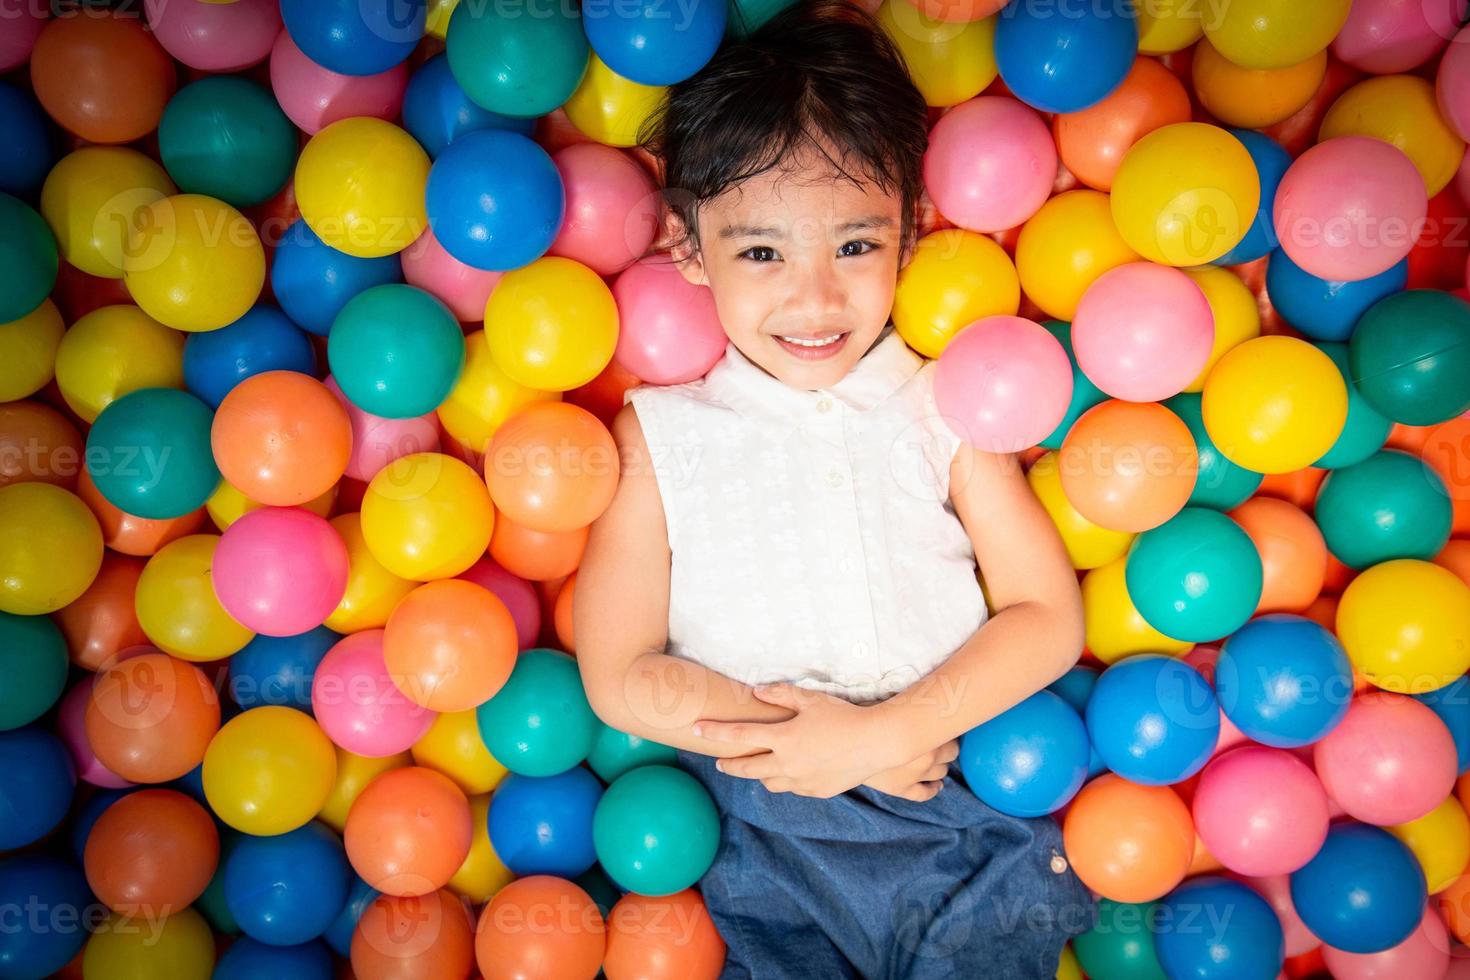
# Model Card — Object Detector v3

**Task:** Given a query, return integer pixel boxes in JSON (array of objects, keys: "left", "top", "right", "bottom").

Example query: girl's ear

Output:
[{"left": 663, "top": 207, "right": 708, "bottom": 286}]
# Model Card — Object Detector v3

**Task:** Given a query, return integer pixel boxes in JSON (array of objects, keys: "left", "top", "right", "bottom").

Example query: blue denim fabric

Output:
[{"left": 675, "top": 749, "right": 1097, "bottom": 980}]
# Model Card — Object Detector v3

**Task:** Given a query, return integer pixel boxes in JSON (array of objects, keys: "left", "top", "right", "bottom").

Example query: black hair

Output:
[{"left": 636, "top": 0, "right": 929, "bottom": 262}]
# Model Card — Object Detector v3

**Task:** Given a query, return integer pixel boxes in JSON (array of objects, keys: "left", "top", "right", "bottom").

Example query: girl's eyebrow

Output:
[{"left": 718, "top": 215, "right": 894, "bottom": 240}]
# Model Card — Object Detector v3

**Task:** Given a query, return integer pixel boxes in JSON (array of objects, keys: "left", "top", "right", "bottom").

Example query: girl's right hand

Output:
[{"left": 861, "top": 738, "right": 960, "bottom": 802}]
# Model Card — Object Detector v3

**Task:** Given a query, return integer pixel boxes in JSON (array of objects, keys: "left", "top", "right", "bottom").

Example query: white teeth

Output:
[{"left": 778, "top": 334, "right": 843, "bottom": 347}]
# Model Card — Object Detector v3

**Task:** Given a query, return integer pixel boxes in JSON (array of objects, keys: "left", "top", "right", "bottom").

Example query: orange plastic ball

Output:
[
  {"left": 553, "top": 570, "right": 576, "bottom": 653},
  {"left": 28, "top": 11, "right": 175, "bottom": 144},
  {"left": 1228, "top": 496, "right": 1328, "bottom": 614},
  {"left": 0, "top": 400, "right": 82, "bottom": 490},
  {"left": 1062, "top": 774, "right": 1195, "bottom": 902},
  {"left": 486, "top": 402, "right": 620, "bottom": 533},
  {"left": 211, "top": 371, "right": 351, "bottom": 506},
  {"left": 1053, "top": 57, "right": 1192, "bottom": 192},
  {"left": 352, "top": 889, "right": 476, "bottom": 980},
  {"left": 475, "top": 875, "right": 606, "bottom": 980},
  {"left": 489, "top": 514, "right": 589, "bottom": 582},
  {"left": 345, "top": 767, "right": 473, "bottom": 897},
  {"left": 1058, "top": 400, "right": 1199, "bottom": 533},
  {"left": 383, "top": 580, "right": 518, "bottom": 712},
  {"left": 83, "top": 788, "right": 218, "bottom": 916},
  {"left": 85, "top": 652, "right": 221, "bottom": 783},
  {"left": 75, "top": 466, "right": 206, "bottom": 557},
  {"left": 53, "top": 552, "right": 148, "bottom": 671},
  {"left": 603, "top": 889, "right": 727, "bottom": 980}
]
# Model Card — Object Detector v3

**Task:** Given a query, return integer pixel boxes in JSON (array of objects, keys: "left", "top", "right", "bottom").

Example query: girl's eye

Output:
[
  {"left": 740, "top": 246, "right": 779, "bottom": 262},
  {"left": 839, "top": 240, "right": 878, "bottom": 257}
]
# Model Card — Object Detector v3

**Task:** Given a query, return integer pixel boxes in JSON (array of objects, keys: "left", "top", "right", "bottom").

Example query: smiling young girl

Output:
[{"left": 574, "top": 2, "right": 1096, "bottom": 975}]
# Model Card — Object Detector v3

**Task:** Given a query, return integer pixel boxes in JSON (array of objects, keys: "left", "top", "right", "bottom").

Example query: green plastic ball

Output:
[
  {"left": 84, "top": 387, "right": 220, "bottom": 521},
  {"left": 1350, "top": 289, "right": 1470, "bottom": 425},
  {"left": 446, "top": 0, "right": 590, "bottom": 118},
  {"left": 476, "top": 648, "right": 599, "bottom": 777},
  {"left": 1163, "top": 393, "right": 1263, "bottom": 510},
  {"left": 1313, "top": 341, "right": 1391, "bottom": 470},
  {"left": 586, "top": 725, "right": 679, "bottom": 784},
  {"left": 158, "top": 77, "right": 297, "bottom": 209},
  {"left": 592, "top": 764, "right": 720, "bottom": 896},
  {"left": 1125, "top": 507, "right": 1264, "bottom": 642},
  {"left": 1073, "top": 899, "right": 1167, "bottom": 980},
  {"left": 0, "top": 192, "right": 58, "bottom": 322},
  {"left": 327, "top": 284, "right": 465, "bottom": 419},
  {"left": 1040, "top": 320, "right": 1108, "bottom": 451},
  {"left": 0, "top": 612, "right": 68, "bottom": 732},
  {"left": 1315, "top": 449, "right": 1453, "bottom": 569}
]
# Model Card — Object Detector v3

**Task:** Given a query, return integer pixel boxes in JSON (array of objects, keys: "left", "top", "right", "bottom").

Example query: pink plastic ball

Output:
[
  {"left": 400, "top": 225, "right": 502, "bottom": 322},
  {"left": 57, "top": 681, "right": 132, "bottom": 790},
  {"left": 144, "top": 0, "right": 281, "bottom": 72},
  {"left": 1071, "top": 262, "right": 1214, "bottom": 402},
  {"left": 1313, "top": 691, "right": 1458, "bottom": 826},
  {"left": 325, "top": 377, "right": 439, "bottom": 483},
  {"left": 933, "top": 315, "right": 1073, "bottom": 453},
  {"left": 1322, "top": 906, "right": 1451, "bottom": 980},
  {"left": 1231, "top": 874, "right": 1321, "bottom": 957},
  {"left": 1438, "top": 26, "right": 1470, "bottom": 143},
  {"left": 212, "top": 507, "right": 349, "bottom": 638},
  {"left": 1457, "top": 154, "right": 1470, "bottom": 211},
  {"left": 1332, "top": 0, "right": 1466, "bottom": 74},
  {"left": 269, "top": 30, "right": 407, "bottom": 135},
  {"left": 923, "top": 96, "right": 1058, "bottom": 233},
  {"left": 610, "top": 256, "right": 727, "bottom": 386},
  {"left": 311, "top": 629, "right": 436, "bottom": 757},
  {"left": 458, "top": 557, "right": 540, "bottom": 650},
  {"left": 547, "top": 143, "right": 660, "bottom": 277},
  {"left": 1192, "top": 746, "right": 1330, "bottom": 877},
  {"left": 0, "top": 0, "right": 46, "bottom": 72},
  {"left": 1273, "top": 136, "right": 1429, "bottom": 282}
]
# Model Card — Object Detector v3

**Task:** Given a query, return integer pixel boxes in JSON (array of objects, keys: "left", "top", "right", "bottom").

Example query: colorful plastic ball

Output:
[
  {"left": 593, "top": 764, "right": 720, "bottom": 896},
  {"left": 1338, "top": 558, "right": 1470, "bottom": 694},
  {"left": 924, "top": 96, "right": 1057, "bottom": 234},
  {"left": 124, "top": 194, "right": 266, "bottom": 332},
  {"left": 1333, "top": 0, "right": 1465, "bottom": 74},
  {"left": 28, "top": 11, "right": 175, "bottom": 145},
  {"left": 1274, "top": 137, "right": 1427, "bottom": 283},
  {"left": 1155, "top": 876, "right": 1285, "bottom": 980},
  {"left": 0, "top": 298, "right": 63, "bottom": 402},
  {"left": 280, "top": 0, "right": 426, "bottom": 76},
  {"left": 490, "top": 514, "right": 589, "bottom": 583},
  {"left": 324, "top": 875, "right": 377, "bottom": 957},
  {"left": 485, "top": 401, "right": 620, "bottom": 533},
  {"left": 1036, "top": 322, "right": 1107, "bottom": 451},
  {"left": 586, "top": 727, "right": 678, "bottom": 786},
  {"left": 49, "top": 552, "right": 148, "bottom": 674},
  {"left": 350, "top": 888, "right": 476, "bottom": 980},
  {"left": 0, "top": 726, "right": 74, "bottom": 850},
  {"left": 1442, "top": 25, "right": 1470, "bottom": 142},
  {"left": 182, "top": 306, "right": 315, "bottom": 411},
  {"left": 86, "top": 652, "right": 221, "bottom": 783},
  {"left": 1229, "top": 496, "right": 1328, "bottom": 614},
  {"left": 458, "top": 558, "right": 541, "bottom": 650},
  {"left": 1213, "top": 131, "right": 1293, "bottom": 267},
  {"left": 143, "top": 0, "right": 280, "bottom": 72},
  {"left": 1085, "top": 654, "right": 1220, "bottom": 784},
  {"left": 584, "top": 0, "right": 724, "bottom": 86},
  {"left": 0, "top": 482, "right": 103, "bottom": 615},
  {"left": 318, "top": 748, "right": 411, "bottom": 834},
  {"left": 1192, "top": 747, "right": 1329, "bottom": 877},
  {"left": 1193, "top": 40, "right": 1325, "bottom": 131},
  {"left": 83, "top": 907, "right": 215, "bottom": 980},
  {"left": 0, "top": 192, "right": 57, "bottom": 323},
  {"left": 412, "top": 709, "right": 509, "bottom": 797},
  {"left": 270, "top": 220, "right": 403, "bottom": 338},
  {"left": 1026, "top": 453, "right": 1134, "bottom": 571},
  {"left": 876, "top": 0, "right": 997, "bottom": 108},
  {"left": 295, "top": 118, "right": 430, "bottom": 260},
  {"left": 213, "top": 939, "right": 333, "bottom": 980},
  {"left": 1270, "top": 252, "right": 1406, "bottom": 343},
  {"left": 1058, "top": 399, "right": 1198, "bottom": 534},
  {"left": 324, "top": 381, "right": 438, "bottom": 486},
  {"left": 1125, "top": 507, "right": 1264, "bottom": 642},
  {"left": 476, "top": 648, "right": 599, "bottom": 777},
  {"left": 1290, "top": 823, "right": 1426, "bottom": 954},
  {"left": 1061, "top": 773, "right": 1195, "bottom": 903},
  {"left": 892, "top": 229, "right": 1021, "bottom": 357},
  {"left": 1322, "top": 75, "right": 1466, "bottom": 197},
  {"left": 445, "top": 0, "right": 590, "bottom": 118},
  {"left": 1394, "top": 794, "right": 1470, "bottom": 897},
  {"left": 212, "top": 371, "right": 352, "bottom": 506},
  {"left": 1413, "top": 675, "right": 1470, "bottom": 775},
  {"left": 1111, "top": 123, "right": 1261, "bottom": 267},
  {"left": 1072, "top": 898, "right": 1166, "bottom": 980},
  {"left": 1052, "top": 56, "right": 1191, "bottom": 193},
  {"left": 1016, "top": 190, "right": 1140, "bottom": 322},
  {"left": 958, "top": 690, "right": 1088, "bottom": 816},
  {"left": 0, "top": 399, "right": 81, "bottom": 493},
  {"left": 1185, "top": 267, "right": 1262, "bottom": 392},
  {"left": 0, "top": 610, "right": 67, "bottom": 732},
  {"left": 1316, "top": 692, "right": 1458, "bottom": 826},
  {"left": 312, "top": 630, "right": 436, "bottom": 757},
  {"left": 438, "top": 331, "right": 559, "bottom": 454},
  {"left": 0, "top": 81, "right": 51, "bottom": 198},
  {"left": 486, "top": 768, "right": 602, "bottom": 879},
  {"left": 158, "top": 77, "right": 296, "bottom": 209},
  {"left": 325, "top": 513, "right": 415, "bottom": 635},
  {"left": 1350, "top": 289, "right": 1470, "bottom": 425},
  {"left": 450, "top": 794, "right": 515, "bottom": 903},
  {"left": 345, "top": 765, "right": 471, "bottom": 896},
  {"left": 360, "top": 452, "right": 494, "bottom": 580},
  {"left": 426, "top": 129, "right": 564, "bottom": 273},
  {"left": 570, "top": 56, "right": 674, "bottom": 149},
  {"left": 1313, "top": 342, "right": 1393, "bottom": 469},
  {"left": 0, "top": 855, "right": 92, "bottom": 978},
  {"left": 223, "top": 821, "right": 349, "bottom": 945},
  {"left": 39, "top": 147, "right": 174, "bottom": 281},
  {"left": 134, "top": 534, "right": 254, "bottom": 661},
  {"left": 1317, "top": 451, "right": 1453, "bottom": 568},
  {"left": 602, "top": 889, "right": 728, "bottom": 980},
  {"left": 932, "top": 315, "right": 1072, "bottom": 453},
  {"left": 611, "top": 256, "right": 726, "bottom": 385},
  {"left": 1203, "top": 0, "right": 1350, "bottom": 69},
  {"left": 473, "top": 875, "right": 606, "bottom": 980},
  {"left": 383, "top": 580, "right": 517, "bottom": 714},
  {"left": 268, "top": 29, "right": 408, "bottom": 135},
  {"left": 212, "top": 507, "right": 349, "bottom": 637},
  {"left": 484, "top": 256, "right": 619, "bottom": 391},
  {"left": 55, "top": 304, "right": 185, "bottom": 423},
  {"left": 992, "top": 0, "right": 1137, "bottom": 114},
  {"left": 328, "top": 285, "right": 465, "bottom": 419},
  {"left": 86, "top": 388, "right": 219, "bottom": 522},
  {"left": 1201, "top": 335, "right": 1348, "bottom": 474},
  {"left": 401, "top": 226, "right": 504, "bottom": 323},
  {"left": 549, "top": 143, "right": 658, "bottom": 278},
  {"left": 1082, "top": 558, "right": 1195, "bottom": 662},
  {"left": 203, "top": 706, "right": 338, "bottom": 836},
  {"left": 229, "top": 627, "right": 338, "bottom": 714},
  {"left": 402, "top": 53, "right": 535, "bottom": 160},
  {"left": 83, "top": 788, "right": 218, "bottom": 915},
  {"left": 1072, "top": 263, "right": 1214, "bottom": 402}
]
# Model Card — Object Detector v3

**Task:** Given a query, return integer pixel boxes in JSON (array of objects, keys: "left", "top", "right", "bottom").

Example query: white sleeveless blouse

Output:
[{"left": 624, "top": 324, "right": 988, "bottom": 706}]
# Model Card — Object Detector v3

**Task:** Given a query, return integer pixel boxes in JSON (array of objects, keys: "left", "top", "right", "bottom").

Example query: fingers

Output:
[
  {"left": 938, "top": 740, "right": 960, "bottom": 764},
  {"left": 898, "top": 780, "right": 944, "bottom": 802},
  {"left": 922, "top": 763, "right": 948, "bottom": 782},
  {"left": 715, "top": 751, "right": 778, "bottom": 779}
]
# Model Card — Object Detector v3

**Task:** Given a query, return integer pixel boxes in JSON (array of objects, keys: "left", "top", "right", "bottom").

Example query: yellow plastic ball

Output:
[
  {"left": 317, "top": 746, "right": 411, "bottom": 833},
  {"left": 1111, "top": 123, "right": 1261, "bottom": 267},
  {"left": 1015, "top": 190, "right": 1138, "bottom": 322},
  {"left": 135, "top": 534, "right": 254, "bottom": 662},
  {"left": 83, "top": 908, "right": 214, "bottom": 980},
  {"left": 1192, "top": 40, "right": 1326, "bottom": 129},
  {"left": 203, "top": 705, "right": 338, "bottom": 836},
  {"left": 877, "top": 0, "right": 997, "bottom": 108},
  {"left": 0, "top": 299, "right": 64, "bottom": 402},
  {"left": 448, "top": 794, "right": 515, "bottom": 904},
  {"left": 1320, "top": 75, "right": 1467, "bottom": 197},
  {"left": 1082, "top": 557, "right": 1192, "bottom": 664},
  {"left": 361, "top": 452, "right": 495, "bottom": 580},
  {"left": 426, "top": 0, "right": 459, "bottom": 37},
  {"left": 1137, "top": 0, "right": 1203, "bottom": 54},
  {"left": 562, "top": 53, "right": 668, "bottom": 149},
  {"left": 206, "top": 479, "right": 337, "bottom": 532},
  {"left": 484, "top": 257, "right": 619, "bottom": 391},
  {"left": 1202, "top": 0, "right": 1351, "bottom": 70},
  {"left": 295, "top": 117, "right": 430, "bottom": 259},
  {"left": 122, "top": 194, "right": 265, "bottom": 332},
  {"left": 325, "top": 512, "right": 416, "bottom": 634},
  {"left": 0, "top": 483, "right": 103, "bottom": 615},
  {"left": 54, "top": 304, "right": 185, "bottom": 423},
  {"left": 40, "top": 146, "right": 175, "bottom": 279},
  {"left": 412, "top": 709, "right": 510, "bottom": 797},
  {"left": 1336, "top": 559, "right": 1470, "bottom": 694},
  {"left": 1201, "top": 336, "right": 1347, "bottom": 474},
  {"left": 438, "top": 329, "right": 561, "bottom": 455},
  {"left": 1389, "top": 794, "right": 1470, "bottom": 894},
  {"left": 1180, "top": 266, "right": 1260, "bottom": 393},
  {"left": 1026, "top": 452, "right": 1135, "bottom": 570},
  {"left": 893, "top": 229, "right": 1020, "bottom": 358},
  {"left": 1056, "top": 942, "right": 1083, "bottom": 980}
]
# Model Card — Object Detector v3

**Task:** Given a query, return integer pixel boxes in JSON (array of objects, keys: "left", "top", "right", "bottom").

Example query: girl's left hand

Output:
[{"left": 692, "top": 683, "right": 907, "bottom": 798}]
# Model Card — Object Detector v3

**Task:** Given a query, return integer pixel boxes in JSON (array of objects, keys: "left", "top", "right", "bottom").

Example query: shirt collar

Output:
[{"left": 703, "top": 324, "right": 921, "bottom": 433}]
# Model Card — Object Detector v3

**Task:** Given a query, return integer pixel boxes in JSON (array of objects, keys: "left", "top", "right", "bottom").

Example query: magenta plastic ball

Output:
[
  {"left": 269, "top": 30, "right": 407, "bottom": 135},
  {"left": 144, "top": 0, "right": 281, "bottom": 72},
  {"left": 1273, "top": 136, "right": 1428, "bottom": 282},
  {"left": 310, "top": 629, "right": 436, "bottom": 757},
  {"left": 1071, "top": 262, "right": 1214, "bottom": 401},
  {"left": 1232, "top": 873, "right": 1321, "bottom": 957},
  {"left": 0, "top": 0, "right": 46, "bottom": 72},
  {"left": 1322, "top": 906, "right": 1450, "bottom": 980},
  {"left": 923, "top": 96, "right": 1058, "bottom": 233},
  {"left": 325, "top": 378, "right": 439, "bottom": 483},
  {"left": 611, "top": 256, "right": 728, "bottom": 385},
  {"left": 1438, "top": 25, "right": 1470, "bottom": 143},
  {"left": 933, "top": 315, "right": 1073, "bottom": 453},
  {"left": 57, "top": 681, "right": 132, "bottom": 789},
  {"left": 547, "top": 143, "right": 660, "bottom": 277},
  {"left": 212, "top": 507, "right": 350, "bottom": 638},
  {"left": 1312, "top": 691, "right": 1458, "bottom": 826},
  {"left": 401, "top": 225, "right": 502, "bottom": 322},
  {"left": 1192, "top": 746, "right": 1329, "bottom": 877},
  {"left": 458, "top": 558, "right": 541, "bottom": 651},
  {"left": 1332, "top": 0, "right": 1466, "bottom": 74}
]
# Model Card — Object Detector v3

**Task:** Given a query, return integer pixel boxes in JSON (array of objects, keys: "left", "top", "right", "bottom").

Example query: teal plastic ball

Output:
[
  {"left": 84, "top": 387, "right": 220, "bottom": 520},
  {"left": 158, "top": 77, "right": 297, "bottom": 209},
  {"left": 1125, "top": 507, "right": 1264, "bottom": 642},
  {"left": 0, "top": 611, "right": 68, "bottom": 731},
  {"left": 1350, "top": 289, "right": 1470, "bottom": 425},
  {"left": 445, "top": 0, "right": 589, "bottom": 118},
  {"left": 1164, "top": 393, "right": 1263, "bottom": 511},
  {"left": 1313, "top": 341, "right": 1391, "bottom": 470},
  {"left": 592, "top": 764, "right": 720, "bottom": 896},
  {"left": 1315, "top": 449, "right": 1452, "bottom": 569},
  {"left": 0, "top": 192, "right": 57, "bottom": 322},
  {"left": 327, "top": 284, "right": 465, "bottom": 419},
  {"left": 476, "top": 648, "right": 599, "bottom": 777}
]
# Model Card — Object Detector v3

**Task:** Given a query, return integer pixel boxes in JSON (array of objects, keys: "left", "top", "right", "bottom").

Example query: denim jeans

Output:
[{"left": 675, "top": 749, "right": 1097, "bottom": 980}]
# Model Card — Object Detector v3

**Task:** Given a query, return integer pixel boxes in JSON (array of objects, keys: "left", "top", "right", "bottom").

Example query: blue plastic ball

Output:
[
  {"left": 323, "top": 875, "right": 377, "bottom": 957},
  {"left": 84, "top": 387, "right": 220, "bottom": 520},
  {"left": 223, "top": 821, "right": 350, "bottom": 947},
  {"left": 270, "top": 218, "right": 404, "bottom": 337},
  {"left": 487, "top": 768, "right": 603, "bottom": 879},
  {"left": 228, "top": 626, "right": 340, "bottom": 714},
  {"left": 1414, "top": 675, "right": 1470, "bottom": 775},
  {"left": 402, "top": 54, "right": 536, "bottom": 159},
  {"left": 425, "top": 128, "right": 565, "bottom": 272},
  {"left": 1155, "top": 877, "right": 1284, "bottom": 980},
  {"left": 582, "top": 0, "right": 726, "bottom": 86},
  {"left": 213, "top": 938, "right": 334, "bottom": 980},
  {"left": 0, "top": 855, "right": 92, "bottom": 978},
  {"left": 1047, "top": 666, "right": 1107, "bottom": 778},
  {"left": 1289, "top": 823, "right": 1426, "bottom": 954},
  {"left": 1085, "top": 654, "right": 1220, "bottom": 785},
  {"left": 0, "top": 727, "right": 74, "bottom": 851},
  {"left": 1265, "top": 249, "right": 1408, "bottom": 343},
  {"left": 280, "top": 0, "right": 426, "bottom": 76},
  {"left": 183, "top": 306, "right": 316, "bottom": 409},
  {"left": 1214, "top": 615, "right": 1353, "bottom": 748},
  {"left": 0, "top": 82, "right": 52, "bottom": 198},
  {"left": 1212, "top": 131, "right": 1291, "bottom": 267},
  {"left": 196, "top": 832, "right": 242, "bottom": 936},
  {"left": 994, "top": 0, "right": 1138, "bottom": 114},
  {"left": 959, "top": 690, "right": 1090, "bottom": 817}
]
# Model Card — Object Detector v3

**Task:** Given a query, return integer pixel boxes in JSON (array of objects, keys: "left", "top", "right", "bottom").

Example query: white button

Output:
[
  {"left": 1050, "top": 850, "right": 1069, "bottom": 874},
  {"left": 816, "top": 396, "right": 833, "bottom": 413},
  {"left": 825, "top": 469, "right": 845, "bottom": 488}
]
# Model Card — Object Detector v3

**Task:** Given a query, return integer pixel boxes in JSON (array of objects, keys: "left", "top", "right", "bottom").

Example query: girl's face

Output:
[{"left": 668, "top": 145, "right": 910, "bottom": 392}]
